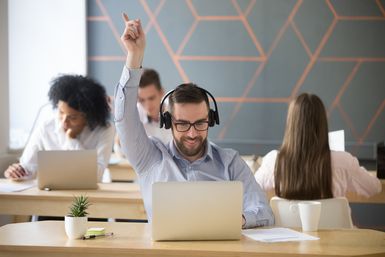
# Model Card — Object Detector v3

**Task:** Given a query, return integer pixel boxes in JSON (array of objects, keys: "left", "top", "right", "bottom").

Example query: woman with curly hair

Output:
[{"left": 4, "top": 75, "right": 115, "bottom": 182}]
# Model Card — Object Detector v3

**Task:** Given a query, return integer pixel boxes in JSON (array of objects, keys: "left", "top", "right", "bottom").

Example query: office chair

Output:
[
  {"left": 24, "top": 103, "right": 52, "bottom": 148},
  {"left": 270, "top": 196, "right": 354, "bottom": 229}
]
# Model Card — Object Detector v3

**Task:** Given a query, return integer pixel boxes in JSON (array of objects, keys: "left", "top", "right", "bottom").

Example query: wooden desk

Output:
[
  {"left": 108, "top": 158, "right": 137, "bottom": 182},
  {"left": 0, "top": 221, "right": 384, "bottom": 257},
  {"left": 346, "top": 172, "right": 385, "bottom": 204},
  {"left": 0, "top": 180, "right": 146, "bottom": 220}
]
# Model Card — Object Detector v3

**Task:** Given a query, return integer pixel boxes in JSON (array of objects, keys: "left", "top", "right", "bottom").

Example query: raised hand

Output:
[{"left": 120, "top": 13, "right": 146, "bottom": 69}]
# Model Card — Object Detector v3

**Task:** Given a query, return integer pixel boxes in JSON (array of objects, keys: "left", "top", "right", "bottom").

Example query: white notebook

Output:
[{"left": 329, "top": 130, "right": 345, "bottom": 151}]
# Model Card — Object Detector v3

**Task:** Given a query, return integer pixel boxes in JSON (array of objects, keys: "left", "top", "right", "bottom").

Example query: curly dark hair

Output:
[{"left": 48, "top": 75, "right": 110, "bottom": 130}]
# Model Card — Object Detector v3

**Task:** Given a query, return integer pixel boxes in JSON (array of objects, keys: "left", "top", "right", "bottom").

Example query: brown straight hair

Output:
[{"left": 274, "top": 93, "right": 333, "bottom": 200}]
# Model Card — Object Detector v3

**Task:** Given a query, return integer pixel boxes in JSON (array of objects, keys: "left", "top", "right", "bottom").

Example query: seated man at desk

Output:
[
  {"left": 114, "top": 13, "right": 274, "bottom": 228},
  {"left": 137, "top": 68, "right": 172, "bottom": 144},
  {"left": 114, "top": 68, "right": 172, "bottom": 157},
  {"left": 4, "top": 75, "right": 115, "bottom": 182}
]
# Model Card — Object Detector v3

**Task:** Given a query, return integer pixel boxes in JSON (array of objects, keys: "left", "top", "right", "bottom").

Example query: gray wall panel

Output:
[{"left": 87, "top": 0, "right": 385, "bottom": 158}]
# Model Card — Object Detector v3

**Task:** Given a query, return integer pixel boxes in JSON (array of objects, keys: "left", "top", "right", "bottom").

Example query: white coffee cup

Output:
[{"left": 297, "top": 201, "right": 321, "bottom": 232}]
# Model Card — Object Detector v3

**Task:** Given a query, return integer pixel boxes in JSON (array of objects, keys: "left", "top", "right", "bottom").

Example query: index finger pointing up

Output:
[{"left": 122, "top": 12, "right": 129, "bottom": 22}]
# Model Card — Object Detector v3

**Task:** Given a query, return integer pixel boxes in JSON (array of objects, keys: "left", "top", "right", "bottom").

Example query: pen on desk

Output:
[{"left": 82, "top": 232, "right": 114, "bottom": 240}]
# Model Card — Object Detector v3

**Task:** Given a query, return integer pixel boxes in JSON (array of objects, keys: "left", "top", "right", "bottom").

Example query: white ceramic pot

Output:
[{"left": 64, "top": 216, "right": 88, "bottom": 239}]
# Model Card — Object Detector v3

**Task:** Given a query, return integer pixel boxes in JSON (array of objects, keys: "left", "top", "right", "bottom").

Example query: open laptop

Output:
[
  {"left": 152, "top": 181, "right": 243, "bottom": 241},
  {"left": 37, "top": 150, "right": 98, "bottom": 190}
]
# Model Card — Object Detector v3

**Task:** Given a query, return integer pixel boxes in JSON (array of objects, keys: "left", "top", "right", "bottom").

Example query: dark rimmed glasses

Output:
[{"left": 172, "top": 118, "right": 209, "bottom": 132}]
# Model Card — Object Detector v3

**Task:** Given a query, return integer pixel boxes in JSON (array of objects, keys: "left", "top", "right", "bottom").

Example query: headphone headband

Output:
[{"left": 159, "top": 85, "right": 220, "bottom": 129}]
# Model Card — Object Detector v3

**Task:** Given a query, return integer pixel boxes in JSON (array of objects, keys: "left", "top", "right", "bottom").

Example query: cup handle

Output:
[{"left": 289, "top": 203, "right": 298, "bottom": 213}]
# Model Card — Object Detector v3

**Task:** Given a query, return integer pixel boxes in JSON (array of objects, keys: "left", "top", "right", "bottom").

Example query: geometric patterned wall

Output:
[{"left": 87, "top": 0, "right": 385, "bottom": 158}]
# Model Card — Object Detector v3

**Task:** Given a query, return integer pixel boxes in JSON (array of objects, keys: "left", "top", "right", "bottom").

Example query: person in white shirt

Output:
[
  {"left": 114, "top": 68, "right": 172, "bottom": 157},
  {"left": 4, "top": 75, "right": 115, "bottom": 182},
  {"left": 255, "top": 93, "right": 381, "bottom": 199},
  {"left": 137, "top": 69, "right": 172, "bottom": 144}
]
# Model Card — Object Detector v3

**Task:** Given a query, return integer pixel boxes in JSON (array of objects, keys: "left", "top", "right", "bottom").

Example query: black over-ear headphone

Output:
[{"left": 159, "top": 86, "right": 220, "bottom": 129}]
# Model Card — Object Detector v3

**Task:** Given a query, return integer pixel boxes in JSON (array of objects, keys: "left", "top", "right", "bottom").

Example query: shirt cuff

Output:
[
  {"left": 243, "top": 211, "right": 256, "bottom": 229},
  {"left": 119, "top": 65, "right": 143, "bottom": 88},
  {"left": 243, "top": 210, "right": 272, "bottom": 229},
  {"left": 115, "top": 66, "right": 143, "bottom": 122}
]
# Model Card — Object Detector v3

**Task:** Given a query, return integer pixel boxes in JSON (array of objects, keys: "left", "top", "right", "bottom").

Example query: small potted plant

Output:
[{"left": 64, "top": 195, "right": 91, "bottom": 239}]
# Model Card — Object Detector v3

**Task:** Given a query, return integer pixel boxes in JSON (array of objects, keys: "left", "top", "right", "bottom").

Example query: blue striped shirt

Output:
[{"left": 114, "top": 66, "right": 274, "bottom": 228}]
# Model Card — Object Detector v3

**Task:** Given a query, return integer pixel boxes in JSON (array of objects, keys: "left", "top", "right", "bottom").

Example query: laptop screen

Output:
[
  {"left": 37, "top": 150, "right": 98, "bottom": 190},
  {"left": 152, "top": 181, "right": 243, "bottom": 241}
]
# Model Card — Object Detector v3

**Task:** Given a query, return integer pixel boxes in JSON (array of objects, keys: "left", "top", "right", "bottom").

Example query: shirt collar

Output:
[
  {"left": 145, "top": 115, "right": 160, "bottom": 124},
  {"left": 142, "top": 114, "right": 150, "bottom": 124}
]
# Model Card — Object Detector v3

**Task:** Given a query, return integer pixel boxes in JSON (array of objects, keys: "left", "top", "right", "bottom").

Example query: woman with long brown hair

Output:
[{"left": 255, "top": 93, "right": 381, "bottom": 199}]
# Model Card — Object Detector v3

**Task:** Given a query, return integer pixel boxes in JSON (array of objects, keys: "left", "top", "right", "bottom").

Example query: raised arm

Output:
[
  {"left": 114, "top": 13, "right": 161, "bottom": 173},
  {"left": 121, "top": 13, "right": 145, "bottom": 69}
]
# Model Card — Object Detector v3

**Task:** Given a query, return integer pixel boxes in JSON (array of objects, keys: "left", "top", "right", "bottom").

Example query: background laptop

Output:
[
  {"left": 152, "top": 181, "right": 243, "bottom": 241},
  {"left": 37, "top": 150, "right": 98, "bottom": 190}
]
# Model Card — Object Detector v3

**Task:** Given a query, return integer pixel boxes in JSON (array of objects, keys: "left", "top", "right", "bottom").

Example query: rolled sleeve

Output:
[
  {"left": 243, "top": 206, "right": 275, "bottom": 229},
  {"left": 114, "top": 66, "right": 143, "bottom": 122},
  {"left": 231, "top": 154, "right": 275, "bottom": 229}
]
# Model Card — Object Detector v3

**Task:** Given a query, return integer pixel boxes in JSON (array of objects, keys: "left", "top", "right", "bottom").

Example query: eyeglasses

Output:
[{"left": 172, "top": 118, "right": 209, "bottom": 132}]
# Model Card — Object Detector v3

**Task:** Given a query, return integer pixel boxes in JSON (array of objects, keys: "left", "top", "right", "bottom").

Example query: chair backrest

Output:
[
  {"left": 24, "top": 103, "right": 53, "bottom": 148},
  {"left": 270, "top": 196, "right": 353, "bottom": 229}
]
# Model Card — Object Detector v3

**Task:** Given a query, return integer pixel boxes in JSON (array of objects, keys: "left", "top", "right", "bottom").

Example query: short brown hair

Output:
[
  {"left": 139, "top": 69, "right": 162, "bottom": 91},
  {"left": 168, "top": 83, "right": 210, "bottom": 115}
]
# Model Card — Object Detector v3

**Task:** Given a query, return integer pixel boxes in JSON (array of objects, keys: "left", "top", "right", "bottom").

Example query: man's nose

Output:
[{"left": 186, "top": 125, "right": 198, "bottom": 137}]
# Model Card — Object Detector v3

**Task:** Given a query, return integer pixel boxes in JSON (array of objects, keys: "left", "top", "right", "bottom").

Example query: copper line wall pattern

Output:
[{"left": 87, "top": 0, "right": 385, "bottom": 157}]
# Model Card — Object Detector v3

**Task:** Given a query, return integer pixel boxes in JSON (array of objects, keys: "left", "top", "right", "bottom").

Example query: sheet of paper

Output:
[
  {"left": 109, "top": 156, "right": 121, "bottom": 165},
  {"left": 242, "top": 227, "right": 319, "bottom": 242},
  {"left": 329, "top": 130, "right": 345, "bottom": 151},
  {"left": 0, "top": 179, "right": 36, "bottom": 192}
]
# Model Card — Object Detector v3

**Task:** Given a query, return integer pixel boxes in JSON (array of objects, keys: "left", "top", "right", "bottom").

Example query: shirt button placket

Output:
[{"left": 186, "top": 165, "right": 193, "bottom": 180}]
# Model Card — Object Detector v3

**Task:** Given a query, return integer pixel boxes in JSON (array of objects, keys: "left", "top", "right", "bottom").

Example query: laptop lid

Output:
[
  {"left": 37, "top": 150, "right": 98, "bottom": 190},
  {"left": 152, "top": 181, "right": 243, "bottom": 241}
]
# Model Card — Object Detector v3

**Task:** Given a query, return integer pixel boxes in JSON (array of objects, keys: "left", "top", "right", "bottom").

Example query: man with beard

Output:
[{"left": 114, "top": 13, "right": 274, "bottom": 228}]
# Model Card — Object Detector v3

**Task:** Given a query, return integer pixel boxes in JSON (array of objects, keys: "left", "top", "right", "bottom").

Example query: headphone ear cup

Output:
[
  {"left": 163, "top": 111, "right": 172, "bottom": 129},
  {"left": 159, "top": 113, "right": 164, "bottom": 128},
  {"left": 208, "top": 109, "right": 215, "bottom": 127},
  {"left": 214, "top": 110, "right": 219, "bottom": 125}
]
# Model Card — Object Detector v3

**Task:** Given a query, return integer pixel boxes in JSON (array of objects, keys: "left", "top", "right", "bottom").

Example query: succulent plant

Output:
[{"left": 68, "top": 195, "right": 91, "bottom": 217}]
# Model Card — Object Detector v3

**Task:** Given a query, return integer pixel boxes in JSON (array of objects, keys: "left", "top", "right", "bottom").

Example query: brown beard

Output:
[{"left": 174, "top": 135, "right": 207, "bottom": 159}]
